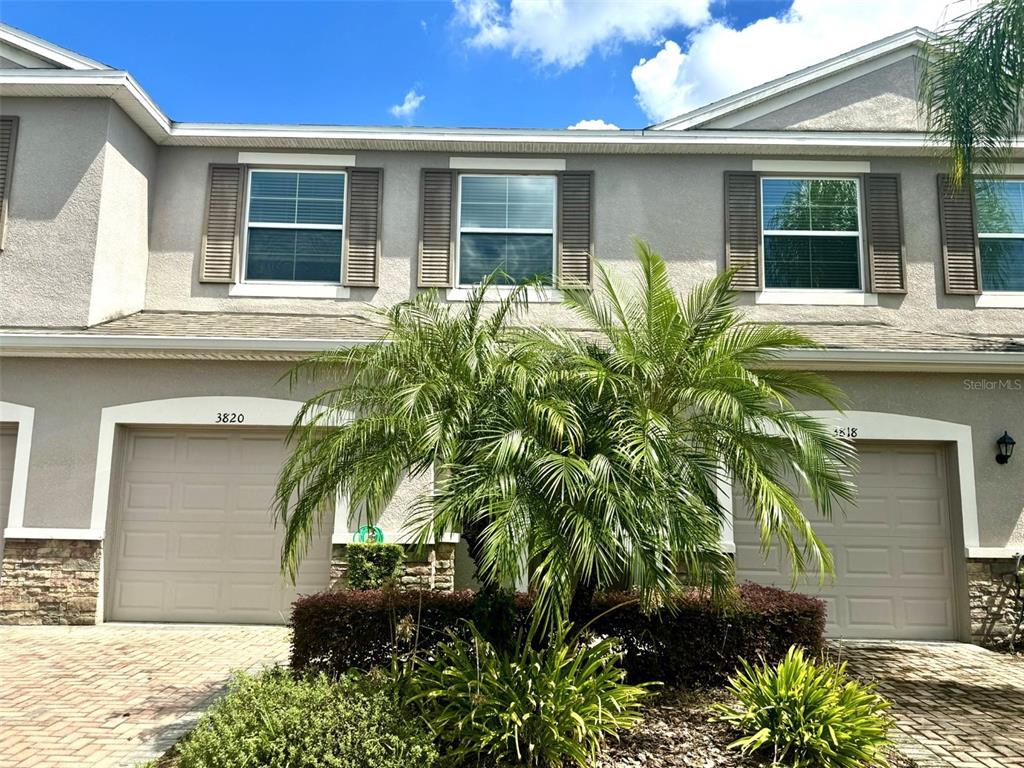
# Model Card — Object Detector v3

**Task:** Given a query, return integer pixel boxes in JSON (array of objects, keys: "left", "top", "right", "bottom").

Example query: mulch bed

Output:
[{"left": 598, "top": 688, "right": 917, "bottom": 768}]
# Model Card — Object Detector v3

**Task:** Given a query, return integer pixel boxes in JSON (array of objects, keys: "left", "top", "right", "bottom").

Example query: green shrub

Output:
[
  {"left": 407, "top": 621, "right": 652, "bottom": 767},
  {"left": 713, "top": 646, "right": 894, "bottom": 768},
  {"left": 175, "top": 667, "right": 438, "bottom": 768},
  {"left": 347, "top": 543, "right": 404, "bottom": 590},
  {"left": 291, "top": 584, "right": 825, "bottom": 687}
]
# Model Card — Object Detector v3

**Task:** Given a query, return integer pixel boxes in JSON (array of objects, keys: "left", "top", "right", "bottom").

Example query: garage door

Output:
[
  {"left": 108, "top": 428, "right": 332, "bottom": 623},
  {"left": 735, "top": 443, "right": 956, "bottom": 640},
  {"left": 0, "top": 425, "right": 16, "bottom": 554}
]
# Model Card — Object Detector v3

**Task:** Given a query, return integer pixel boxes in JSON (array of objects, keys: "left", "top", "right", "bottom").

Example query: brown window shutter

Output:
[
  {"left": 937, "top": 174, "right": 981, "bottom": 294},
  {"left": 0, "top": 116, "right": 20, "bottom": 252},
  {"left": 344, "top": 167, "right": 382, "bottom": 287},
  {"left": 200, "top": 164, "right": 245, "bottom": 283},
  {"left": 724, "top": 171, "right": 761, "bottom": 291},
  {"left": 864, "top": 174, "right": 907, "bottom": 293},
  {"left": 418, "top": 168, "right": 455, "bottom": 288},
  {"left": 557, "top": 171, "right": 593, "bottom": 288}
]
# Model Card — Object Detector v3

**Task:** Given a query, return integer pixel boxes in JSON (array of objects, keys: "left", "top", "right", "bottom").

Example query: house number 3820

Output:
[
  {"left": 833, "top": 426, "right": 858, "bottom": 438},
  {"left": 215, "top": 412, "right": 245, "bottom": 424}
]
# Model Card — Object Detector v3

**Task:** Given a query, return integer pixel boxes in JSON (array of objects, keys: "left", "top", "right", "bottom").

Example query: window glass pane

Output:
[
  {"left": 764, "top": 235, "right": 861, "bottom": 289},
  {"left": 250, "top": 172, "right": 297, "bottom": 199},
  {"left": 461, "top": 176, "right": 509, "bottom": 228},
  {"left": 980, "top": 238, "right": 1024, "bottom": 291},
  {"left": 460, "top": 175, "right": 555, "bottom": 230},
  {"left": 507, "top": 176, "right": 555, "bottom": 228},
  {"left": 245, "top": 228, "right": 342, "bottom": 282},
  {"left": 762, "top": 178, "right": 858, "bottom": 232},
  {"left": 975, "top": 180, "right": 1024, "bottom": 234},
  {"left": 458, "top": 233, "right": 554, "bottom": 285},
  {"left": 248, "top": 171, "right": 345, "bottom": 226}
]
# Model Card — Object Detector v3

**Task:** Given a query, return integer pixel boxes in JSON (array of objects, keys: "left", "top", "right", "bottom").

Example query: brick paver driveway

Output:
[
  {"left": 0, "top": 623, "right": 290, "bottom": 768},
  {"left": 839, "top": 642, "right": 1024, "bottom": 768}
]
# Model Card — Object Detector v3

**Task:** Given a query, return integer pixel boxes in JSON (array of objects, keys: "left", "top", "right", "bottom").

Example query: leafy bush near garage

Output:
[
  {"left": 346, "top": 543, "right": 404, "bottom": 590},
  {"left": 713, "top": 646, "right": 894, "bottom": 768},
  {"left": 406, "top": 621, "right": 653, "bottom": 767},
  {"left": 290, "top": 582, "right": 825, "bottom": 686},
  {"left": 174, "top": 667, "right": 438, "bottom": 768}
]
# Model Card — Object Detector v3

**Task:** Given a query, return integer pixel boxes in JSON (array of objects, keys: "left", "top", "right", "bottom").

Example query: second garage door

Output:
[
  {"left": 107, "top": 427, "right": 332, "bottom": 624},
  {"left": 735, "top": 442, "right": 957, "bottom": 640}
]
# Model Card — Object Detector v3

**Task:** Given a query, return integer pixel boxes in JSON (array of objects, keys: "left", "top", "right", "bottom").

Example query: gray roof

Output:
[{"left": 2, "top": 312, "right": 1021, "bottom": 354}]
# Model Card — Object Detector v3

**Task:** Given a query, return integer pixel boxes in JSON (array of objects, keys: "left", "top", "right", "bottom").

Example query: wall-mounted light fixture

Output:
[{"left": 996, "top": 431, "right": 1016, "bottom": 465}]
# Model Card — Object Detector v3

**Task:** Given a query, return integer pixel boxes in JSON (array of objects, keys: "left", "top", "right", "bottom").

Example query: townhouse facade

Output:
[{"left": 0, "top": 24, "right": 1021, "bottom": 644}]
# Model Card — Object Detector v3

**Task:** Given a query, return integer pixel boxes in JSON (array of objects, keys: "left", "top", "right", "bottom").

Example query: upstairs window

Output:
[
  {"left": 975, "top": 179, "right": 1024, "bottom": 292},
  {"left": 244, "top": 170, "right": 346, "bottom": 282},
  {"left": 457, "top": 174, "right": 557, "bottom": 286},
  {"left": 761, "top": 177, "right": 863, "bottom": 290}
]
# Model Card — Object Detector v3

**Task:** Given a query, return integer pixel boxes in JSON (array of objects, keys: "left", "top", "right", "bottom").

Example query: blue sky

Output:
[{"left": 0, "top": 1, "right": 955, "bottom": 129}]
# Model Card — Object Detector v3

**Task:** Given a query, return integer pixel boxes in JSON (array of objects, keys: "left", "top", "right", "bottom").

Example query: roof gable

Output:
[
  {"left": 653, "top": 27, "right": 935, "bottom": 131},
  {"left": 0, "top": 24, "right": 111, "bottom": 70}
]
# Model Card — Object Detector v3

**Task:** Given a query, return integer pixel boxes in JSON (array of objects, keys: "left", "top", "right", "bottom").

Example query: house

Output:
[{"left": 0, "top": 23, "right": 1021, "bottom": 644}]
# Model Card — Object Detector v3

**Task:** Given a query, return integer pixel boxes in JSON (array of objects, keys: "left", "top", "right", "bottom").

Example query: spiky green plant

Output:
[
  {"left": 713, "top": 646, "right": 895, "bottom": 768},
  {"left": 274, "top": 241, "right": 856, "bottom": 630},
  {"left": 923, "top": 0, "right": 1024, "bottom": 187},
  {"left": 405, "top": 620, "right": 652, "bottom": 767}
]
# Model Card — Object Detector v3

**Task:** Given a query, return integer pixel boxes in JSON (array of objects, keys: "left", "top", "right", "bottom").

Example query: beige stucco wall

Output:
[
  {"left": 0, "top": 98, "right": 108, "bottom": 327},
  {"left": 0, "top": 357, "right": 428, "bottom": 535},
  {"left": 143, "top": 147, "right": 1021, "bottom": 336},
  {"left": 0, "top": 98, "right": 157, "bottom": 328},
  {"left": 804, "top": 371, "right": 1024, "bottom": 548},
  {"left": 88, "top": 103, "right": 157, "bottom": 325},
  {"left": 733, "top": 58, "right": 926, "bottom": 132},
  {"left": 0, "top": 358, "right": 1020, "bottom": 549}
]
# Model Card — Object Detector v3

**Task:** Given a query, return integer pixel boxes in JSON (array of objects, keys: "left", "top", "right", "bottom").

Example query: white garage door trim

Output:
[
  {"left": 0, "top": 401, "right": 34, "bottom": 539},
  {"left": 722, "top": 410, "right": 980, "bottom": 554}
]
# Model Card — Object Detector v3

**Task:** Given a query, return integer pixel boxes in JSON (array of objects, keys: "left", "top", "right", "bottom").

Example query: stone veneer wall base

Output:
[
  {"left": 967, "top": 558, "right": 1023, "bottom": 649},
  {"left": 330, "top": 543, "right": 455, "bottom": 592},
  {"left": 0, "top": 539, "right": 102, "bottom": 625}
]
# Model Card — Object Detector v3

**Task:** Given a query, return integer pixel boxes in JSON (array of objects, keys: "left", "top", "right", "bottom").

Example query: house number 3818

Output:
[
  {"left": 833, "top": 426, "right": 858, "bottom": 438},
  {"left": 215, "top": 412, "right": 245, "bottom": 424}
]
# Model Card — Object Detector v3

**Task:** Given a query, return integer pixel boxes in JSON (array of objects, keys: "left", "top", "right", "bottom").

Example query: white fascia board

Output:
[
  {"left": 653, "top": 28, "right": 934, "bottom": 131},
  {"left": 3, "top": 332, "right": 1023, "bottom": 372},
  {"left": 4, "top": 526, "right": 105, "bottom": 541},
  {"left": 752, "top": 159, "right": 871, "bottom": 173},
  {"left": 4, "top": 71, "right": 1022, "bottom": 155},
  {"left": 238, "top": 152, "right": 356, "bottom": 167},
  {"left": 332, "top": 531, "right": 460, "bottom": 545},
  {"left": 773, "top": 348, "right": 1024, "bottom": 373},
  {"left": 450, "top": 156, "right": 566, "bottom": 171},
  {"left": 966, "top": 547, "right": 1024, "bottom": 560},
  {"left": 0, "top": 23, "right": 111, "bottom": 70},
  {"left": 0, "top": 333, "right": 376, "bottom": 354}
]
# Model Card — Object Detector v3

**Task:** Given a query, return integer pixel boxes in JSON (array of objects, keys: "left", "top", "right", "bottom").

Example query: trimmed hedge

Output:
[{"left": 291, "top": 583, "right": 824, "bottom": 687}]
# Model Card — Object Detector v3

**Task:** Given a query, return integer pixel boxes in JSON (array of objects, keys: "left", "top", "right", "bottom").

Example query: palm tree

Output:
[
  {"left": 274, "top": 242, "right": 857, "bottom": 630},
  {"left": 923, "top": 0, "right": 1024, "bottom": 186}
]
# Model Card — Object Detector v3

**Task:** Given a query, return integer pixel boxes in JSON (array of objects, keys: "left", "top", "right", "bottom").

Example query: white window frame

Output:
[
  {"left": 974, "top": 178, "right": 1024, "bottom": 299},
  {"left": 240, "top": 168, "right": 348, "bottom": 287},
  {"left": 454, "top": 173, "right": 558, "bottom": 289},
  {"left": 759, "top": 175, "right": 868, "bottom": 299}
]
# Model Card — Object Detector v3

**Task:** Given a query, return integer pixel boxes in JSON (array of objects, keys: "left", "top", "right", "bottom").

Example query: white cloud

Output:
[
  {"left": 453, "top": 0, "right": 711, "bottom": 68},
  {"left": 567, "top": 118, "right": 620, "bottom": 130},
  {"left": 631, "top": 0, "right": 967, "bottom": 123},
  {"left": 390, "top": 89, "right": 425, "bottom": 121}
]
